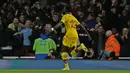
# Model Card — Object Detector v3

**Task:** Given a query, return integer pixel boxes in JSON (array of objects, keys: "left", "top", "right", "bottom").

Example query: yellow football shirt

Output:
[
  {"left": 61, "top": 14, "right": 80, "bottom": 47},
  {"left": 61, "top": 14, "right": 80, "bottom": 38}
]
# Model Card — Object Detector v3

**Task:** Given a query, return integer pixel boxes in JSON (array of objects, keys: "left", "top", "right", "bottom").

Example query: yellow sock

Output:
[
  {"left": 71, "top": 49, "right": 77, "bottom": 56},
  {"left": 78, "top": 43, "right": 88, "bottom": 52},
  {"left": 65, "top": 62, "right": 69, "bottom": 68},
  {"left": 61, "top": 52, "right": 70, "bottom": 68},
  {"left": 77, "top": 45, "right": 81, "bottom": 50}
]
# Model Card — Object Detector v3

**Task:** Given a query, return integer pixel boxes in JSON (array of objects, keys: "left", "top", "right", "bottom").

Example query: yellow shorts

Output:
[{"left": 63, "top": 35, "right": 78, "bottom": 48}]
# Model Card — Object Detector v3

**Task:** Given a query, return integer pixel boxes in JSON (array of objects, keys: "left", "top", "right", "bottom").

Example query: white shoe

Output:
[{"left": 61, "top": 67, "right": 70, "bottom": 70}]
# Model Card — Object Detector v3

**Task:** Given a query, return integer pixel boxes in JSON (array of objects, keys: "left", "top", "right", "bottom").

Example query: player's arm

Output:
[
  {"left": 79, "top": 24, "right": 92, "bottom": 41},
  {"left": 51, "top": 22, "right": 63, "bottom": 33},
  {"left": 52, "top": 15, "right": 65, "bottom": 33},
  {"left": 54, "top": 22, "right": 63, "bottom": 29}
]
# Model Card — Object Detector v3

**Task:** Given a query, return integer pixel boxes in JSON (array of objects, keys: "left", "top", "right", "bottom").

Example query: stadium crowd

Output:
[{"left": 0, "top": 0, "right": 130, "bottom": 59}]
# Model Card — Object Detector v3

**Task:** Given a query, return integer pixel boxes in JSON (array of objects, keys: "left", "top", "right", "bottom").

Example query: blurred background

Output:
[{"left": 0, "top": 0, "right": 130, "bottom": 60}]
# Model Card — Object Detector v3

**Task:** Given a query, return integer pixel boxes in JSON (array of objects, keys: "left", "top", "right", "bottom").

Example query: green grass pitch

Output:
[{"left": 0, "top": 70, "right": 130, "bottom": 73}]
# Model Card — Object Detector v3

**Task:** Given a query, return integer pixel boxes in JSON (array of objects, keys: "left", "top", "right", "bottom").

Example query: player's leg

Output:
[
  {"left": 78, "top": 43, "right": 88, "bottom": 52},
  {"left": 61, "top": 36, "right": 71, "bottom": 70},
  {"left": 61, "top": 45, "right": 70, "bottom": 70},
  {"left": 70, "top": 43, "right": 89, "bottom": 57},
  {"left": 69, "top": 38, "right": 79, "bottom": 56},
  {"left": 70, "top": 46, "right": 78, "bottom": 57}
]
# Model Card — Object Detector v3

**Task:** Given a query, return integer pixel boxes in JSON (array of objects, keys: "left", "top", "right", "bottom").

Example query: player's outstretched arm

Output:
[
  {"left": 79, "top": 24, "right": 92, "bottom": 41},
  {"left": 51, "top": 22, "right": 63, "bottom": 33},
  {"left": 54, "top": 22, "right": 63, "bottom": 29}
]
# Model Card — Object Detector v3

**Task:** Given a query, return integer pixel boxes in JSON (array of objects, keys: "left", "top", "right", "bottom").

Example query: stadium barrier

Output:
[
  {"left": 3, "top": 56, "right": 83, "bottom": 59},
  {"left": 2, "top": 56, "right": 130, "bottom": 60}
]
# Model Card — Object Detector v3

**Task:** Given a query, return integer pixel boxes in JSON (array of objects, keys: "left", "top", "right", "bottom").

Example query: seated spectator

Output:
[
  {"left": 20, "top": 20, "right": 32, "bottom": 55},
  {"left": 101, "top": 30, "right": 120, "bottom": 60},
  {"left": 33, "top": 30, "right": 56, "bottom": 60}
]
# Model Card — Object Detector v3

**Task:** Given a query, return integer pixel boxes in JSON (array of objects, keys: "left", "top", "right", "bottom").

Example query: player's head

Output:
[
  {"left": 55, "top": 4, "right": 71, "bottom": 15},
  {"left": 63, "top": 5, "right": 72, "bottom": 14}
]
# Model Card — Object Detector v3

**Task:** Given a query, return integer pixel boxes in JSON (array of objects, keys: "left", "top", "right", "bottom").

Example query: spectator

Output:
[
  {"left": 45, "top": 24, "right": 58, "bottom": 44},
  {"left": 85, "top": 13, "right": 96, "bottom": 30},
  {"left": 8, "top": 18, "right": 20, "bottom": 33},
  {"left": 100, "top": 10, "right": 108, "bottom": 31},
  {"left": 88, "top": 24, "right": 104, "bottom": 58},
  {"left": 0, "top": 0, "right": 130, "bottom": 58},
  {"left": 112, "top": 28, "right": 121, "bottom": 42},
  {"left": 128, "top": 20, "right": 130, "bottom": 31},
  {"left": 106, "top": 7, "right": 120, "bottom": 31},
  {"left": 20, "top": 20, "right": 32, "bottom": 55},
  {"left": 0, "top": 16, "right": 4, "bottom": 47},
  {"left": 77, "top": 10, "right": 84, "bottom": 22},
  {"left": 19, "top": 15, "right": 25, "bottom": 25},
  {"left": 33, "top": 16, "right": 43, "bottom": 27},
  {"left": 33, "top": 30, "right": 56, "bottom": 59},
  {"left": 24, "top": 5, "right": 31, "bottom": 20},
  {"left": 7, "top": 12, "right": 14, "bottom": 23},
  {"left": 120, "top": 28, "right": 130, "bottom": 57},
  {"left": 0, "top": 17, "right": 3, "bottom": 32},
  {"left": 29, "top": 17, "right": 43, "bottom": 46},
  {"left": 101, "top": 30, "right": 120, "bottom": 60},
  {"left": 120, "top": 0, "right": 127, "bottom": 7},
  {"left": 7, "top": 18, "right": 22, "bottom": 50},
  {"left": 93, "top": 25, "right": 105, "bottom": 59},
  {"left": 51, "top": 14, "right": 59, "bottom": 26}
]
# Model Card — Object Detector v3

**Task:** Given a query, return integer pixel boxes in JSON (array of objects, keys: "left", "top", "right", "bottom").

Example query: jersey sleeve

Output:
[
  {"left": 71, "top": 15, "right": 80, "bottom": 26},
  {"left": 60, "top": 15, "right": 66, "bottom": 24},
  {"left": 75, "top": 19, "right": 80, "bottom": 25}
]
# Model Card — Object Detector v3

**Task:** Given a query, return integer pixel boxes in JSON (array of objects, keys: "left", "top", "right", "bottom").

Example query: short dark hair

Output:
[
  {"left": 65, "top": 6, "right": 71, "bottom": 13},
  {"left": 55, "top": 5, "right": 71, "bottom": 14}
]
